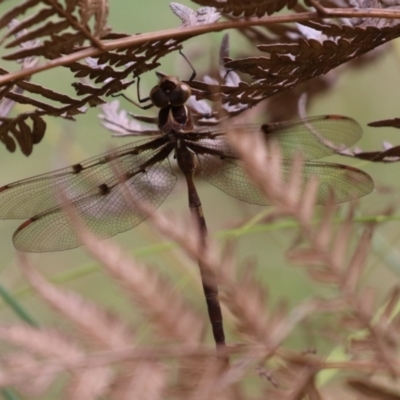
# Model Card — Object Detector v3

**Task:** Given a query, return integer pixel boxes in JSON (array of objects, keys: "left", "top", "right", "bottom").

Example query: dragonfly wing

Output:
[
  {"left": 13, "top": 155, "right": 177, "bottom": 252},
  {"left": 195, "top": 115, "right": 362, "bottom": 161},
  {"left": 287, "top": 161, "right": 374, "bottom": 204},
  {"left": 261, "top": 115, "right": 363, "bottom": 160},
  {"left": 197, "top": 152, "right": 373, "bottom": 206},
  {"left": 0, "top": 137, "right": 177, "bottom": 252},
  {"left": 197, "top": 154, "right": 267, "bottom": 205},
  {"left": 0, "top": 136, "right": 168, "bottom": 219}
]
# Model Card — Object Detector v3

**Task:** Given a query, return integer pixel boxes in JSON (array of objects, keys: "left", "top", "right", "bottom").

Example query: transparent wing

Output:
[
  {"left": 196, "top": 154, "right": 373, "bottom": 206},
  {"left": 0, "top": 136, "right": 168, "bottom": 219},
  {"left": 0, "top": 137, "right": 177, "bottom": 252},
  {"left": 194, "top": 115, "right": 362, "bottom": 161}
]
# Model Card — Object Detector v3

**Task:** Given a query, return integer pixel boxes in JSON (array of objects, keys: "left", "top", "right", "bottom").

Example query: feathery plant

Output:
[{"left": 0, "top": 0, "right": 399, "bottom": 399}]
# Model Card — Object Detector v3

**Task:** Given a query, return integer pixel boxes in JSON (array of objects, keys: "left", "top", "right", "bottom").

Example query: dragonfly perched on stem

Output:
[{"left": 0, "top": 66, "right": 373, "bottom": 349}]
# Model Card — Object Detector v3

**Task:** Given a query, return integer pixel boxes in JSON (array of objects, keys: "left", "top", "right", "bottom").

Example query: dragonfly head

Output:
[{"left": 150, "top": 72, "right": 192, "bottom": 108}]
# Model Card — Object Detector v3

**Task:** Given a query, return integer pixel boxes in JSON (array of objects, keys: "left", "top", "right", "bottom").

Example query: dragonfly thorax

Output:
[{"left": 158, "top": 104, "right": 194, "bottom": 134}]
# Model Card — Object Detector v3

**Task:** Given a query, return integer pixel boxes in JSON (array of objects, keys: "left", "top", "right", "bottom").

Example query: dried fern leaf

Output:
[
  {"left": 192, "top": 0, "right": 297, "bottom": 17},
  {"left": 62, "top": 207, "right": 206, "bottom": 344},
  {"left": 170, "top": 2, "right": 220, "bottom": 26},
  {"left": 20, "top": 256, "right": 135, "bottom": 350}
]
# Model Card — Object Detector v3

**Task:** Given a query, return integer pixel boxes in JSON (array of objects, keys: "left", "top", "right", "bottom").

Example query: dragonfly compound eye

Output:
[
  {"left": 150, "top": 85, "right": 169, "bottom": 108},
  {"left": 169, "top": 83, "right": 192, "bottom": 106}
]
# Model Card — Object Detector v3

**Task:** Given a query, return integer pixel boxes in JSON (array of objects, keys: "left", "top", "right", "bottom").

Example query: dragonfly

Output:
[{"left": 0, "top": 71, "right": 374, "bottom": 347}]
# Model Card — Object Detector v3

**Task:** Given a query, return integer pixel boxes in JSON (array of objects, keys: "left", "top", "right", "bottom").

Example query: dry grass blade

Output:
[
  {"left": 347, "top": 378, "right": 400, "bottom": 399},
  {"left": 226, "top": 126, "right": 316, "bottom": 216},
  {"left": 330, "top": 205, "right": 355, "bottom": 269},
  {"left": 0, "top": 326, "right": 112, "bottom": 398},
  {"left": 0, "top": 353, "right": 60, "bottom": 393},
  {"left": 64, "top": 367, "right": 114, "bottom": 400},
  {"left": 172, "top": 353, "right": 239, "bottom": 400},
  {"left": 0, "top": 324, "right": 84, "bottom": 364},
  {"left": 108, "top": 362, "right": 166, "bottom": 400},
  {"left": 261, "top": 363, "right": 318, "bottom": 399},
  {"left": 61, "top": 199, "right": 205, "bottom": 344},
  {"left": 220, "top": 262, "right": 270, "bottom": 343},
  {"left": 184, "top": 358, "right": 238, "bottom": 400},
  {"left": 380, "top": 287, "right": 400, "bottom": 326},
  {"left": 19, "top": 254, "right": 135, "bottom": 350},
  {"left": 296, "top": 169, "right": 319, "bottom": 224},
  {"left": 285, "top": 152, "right": 304, "bottom": 207},
  {"left": 0, "top": 351, "right": 63, "bottom": 390},
  {"left": 287, "top": 248, "right": 331, "bottom": 271},
  {"left": 342, "top": 225, "right": 373, "bottom": 293},
  {"left": 220, "top": 258, "right": 320, "bottom": 381}
]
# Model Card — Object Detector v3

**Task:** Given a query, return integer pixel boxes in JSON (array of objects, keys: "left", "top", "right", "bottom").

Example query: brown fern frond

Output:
[
  {"left": 65, "top": 37, "right": 178, "bottom": 95},
  {"left": 341, "top": 225, "right": 373, "bottom": 293},
  {"left": 79, "top": 0, "right": 110, "bottom": 37},
  {"left": 350, "top": 145, "right": 400, "bottom": 162},
  {"left": 107, "top": 362, "right": 166, "bottom": 400},
  {"left": 98, "top": 100, "right": 149, "bottom": 136},
  {"left": 173, "top": 354, "right": 235, "bottom": 400},
  {"left": 170, "top": 2, "right": 221, "bottom": 26},
  {"left": 0, "top": 324, "right": 84, "bottom": 363},
  {"left": 346, "top": 120, "right": 400, "bottom": 162},
  {"left": 0, "top": 21, "right": 94, "bottom": 154},
  {"left": 221, "top": 107, "right": 400, "bottom": 381},
  {"left": 0, "top": 112, "right": 46, "bottom": 155},
  {"left": 347, "top": 378, "right": 400, "bottom": 399},
  {"left": 0, "top": 0, "right": 109, "bottom": 50},
  {"left": 380, "top": 287, "right": 400, "bottom": 326},
  {"left": 1, "top": 353, "right": 59, "bottom": 395},
  {"left": 0, "top": 324, "right": 116, "bottom": 397},
  {"left": 220, "top": 262, "right": 270, "bottom": 343},
  {"left": 2, "top": 2, "right": 400, "bottom": 155},
  {"left": 221, "top": 21, "right": 400, "bottom": 107},
  {"left": 61, "top": 202, "right": 206, "bottom": 344},
  {"left": 64, "top": 366, "right": 114, "bottom": 400},
  {"left": 0, "top": 23, "right": 183, "bottom": 153},
  {"left": 19, "top": 255, "right": 135, "bottom": 350},
  {"left": 219, "top": 257, "right": 319, "bottom": 353},
  {"left": 0, "top": 1, "right": 398, "bottom": 396},
  {"left": 221, "top": 259, "right": 319, "bottom": 349},
  {"left": 192, "top": 0, "right": 298, "bottom": 17}
]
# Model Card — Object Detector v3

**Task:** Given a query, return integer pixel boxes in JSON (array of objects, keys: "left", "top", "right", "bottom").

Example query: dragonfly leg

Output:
[{"left": 179, "top": 49, "right": 196, "bottom": 82}]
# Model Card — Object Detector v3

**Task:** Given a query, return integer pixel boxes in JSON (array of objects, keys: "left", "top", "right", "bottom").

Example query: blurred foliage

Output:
[
  {"left": 0, "top": 0, "right": 398, "bottom": 331},
  {"left": 0, "top": 0, "right": 399, "bottom": 398}
]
